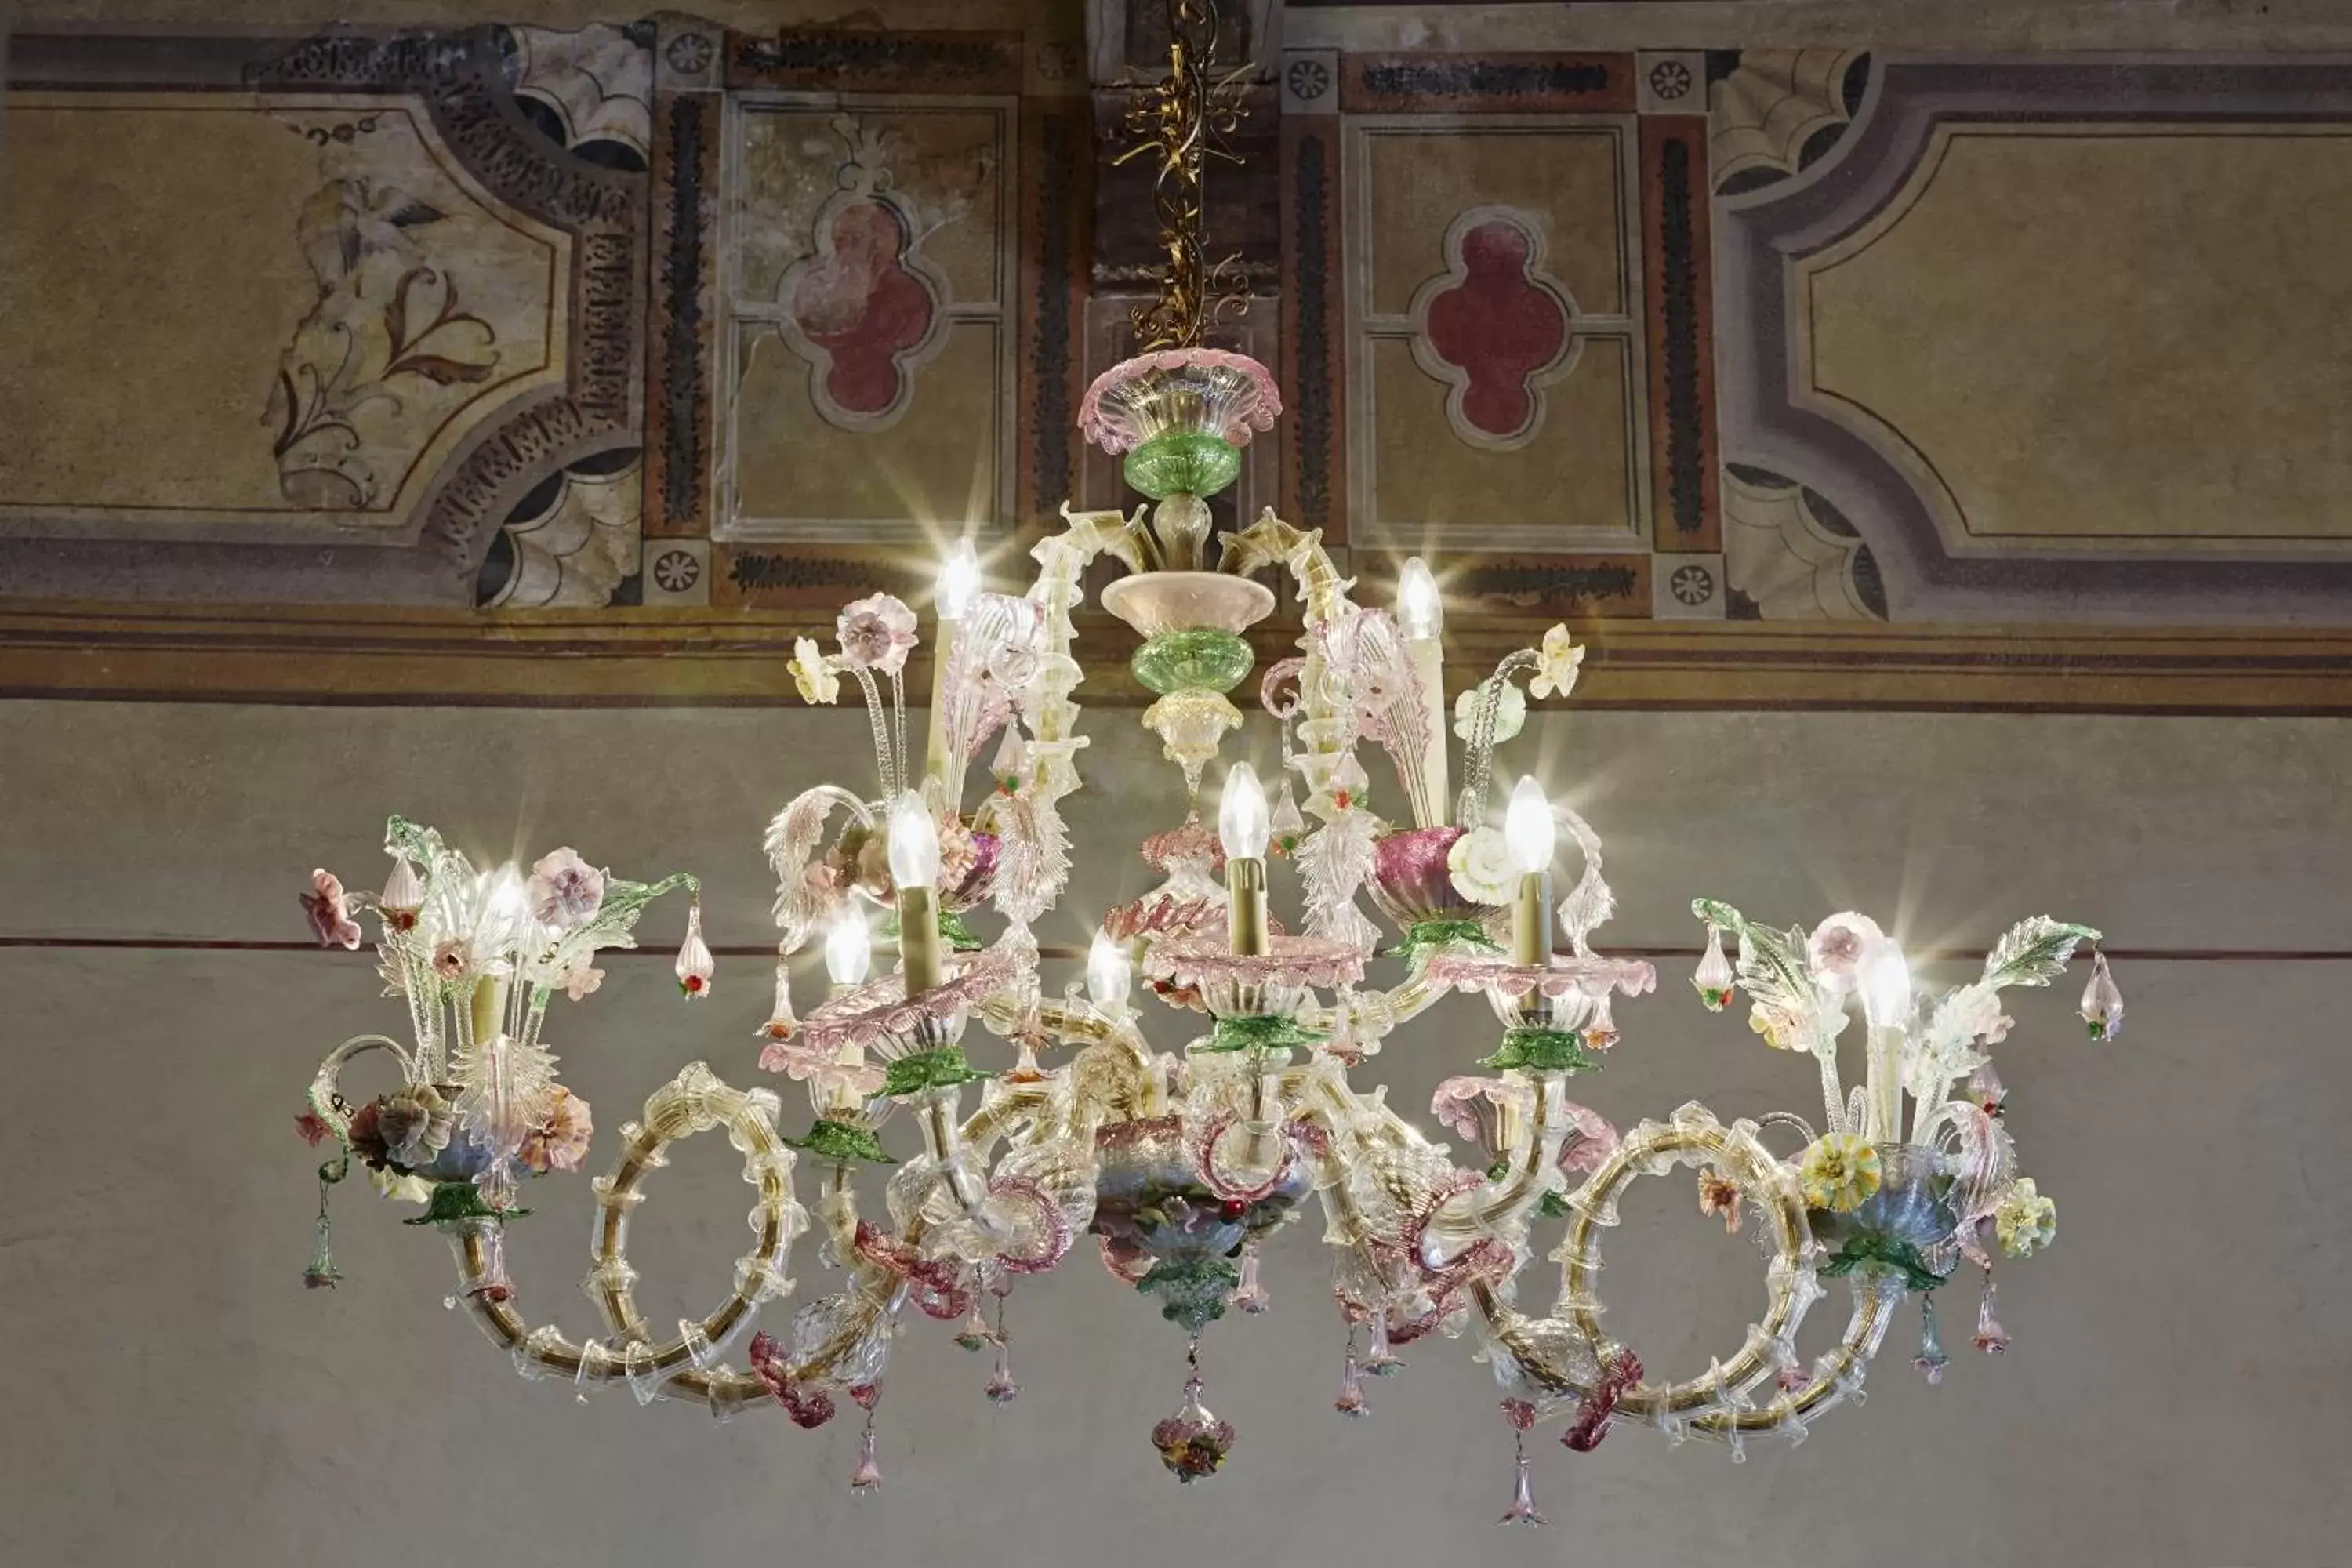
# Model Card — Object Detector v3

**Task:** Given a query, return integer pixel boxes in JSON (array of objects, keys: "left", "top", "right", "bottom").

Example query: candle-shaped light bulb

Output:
[
  {"left": 1502, "top": 779, "right": 1556, "bottom": 967},
  {"left": 1502, "top": 776, "right": 1556, "bottom": 875},
  {"left": 1396, "top": 558, "right": 1448, "bottom": 826},
  {"left": 888, "top": 792, "right": 943, "bottom": 994},
  {"left": 824, "top": 910, "right": 872, "bottom": 988},
  {"left": 1219, "top": 763, "right": 1271, "bottom": 956},
  {"left": 1397, "top": 556, "right": 1443, "bottom": 641},
  {"left": 1860, "top": 940, "right": 1911, "bottom": 1029},
  {"left": 1859, "top": 936, "right": 1910, "bottom": 1144},
  {"left": 1218, "top": 762, "right": 1270, "bottom": 862},
  {"left": 887, "top": 791, "right": 940, "bottom": 888},
  {"left": 1087, "top": 930, "right": 1132, "bottom": 1009},
  {"left": 936, "top": 538, "right": 980, "bottom": 622}
]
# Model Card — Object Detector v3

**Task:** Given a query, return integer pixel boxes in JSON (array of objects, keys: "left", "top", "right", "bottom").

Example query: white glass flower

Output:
[
  {"left": 1528, "top": 625, "right": 1585, "bottom": 701},
  {"left": 789, "top": 637, "right": 841, "bottom": 704},
  {"left": 1446, "top": 826, "right": 1516, "bottom": 906},
  {"left": 1454, "top": 679, "right": 1525, "bottom": 744}
]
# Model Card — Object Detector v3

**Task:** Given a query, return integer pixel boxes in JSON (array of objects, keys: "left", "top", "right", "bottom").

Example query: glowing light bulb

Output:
[
  {"left": 887, "top": 792, "right": 940, "bottom": 889},
  {"left": 1860, "top": 940, "right": 1911, "bottom": 1029},
  {"left": 1087, "top": 931, "right": 1131, "bottom": 1008},
  {"left": 1397, "top": 557, "right": 1442, "bottom": 641},
  {"left": 1218, "top": 762, "right": 1270, "bottom": 862},
  {"left": 1503, "top": 776, "right": 1556, "bottom": 875},
  {"left": 824, "top": 911, "right": 872, "bottom": 987},
  {"left": 937, "top": 539, "right": 980, "bottom": 622}
]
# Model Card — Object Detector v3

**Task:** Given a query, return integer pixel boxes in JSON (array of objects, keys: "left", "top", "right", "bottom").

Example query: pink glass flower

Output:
[
  {"left": 557, "top": 962, "right": 604, "bottom": 1002},
  {"left": 1498, "top": 1449, "right": 1547, "bottom": 1528},
  {"left": 837, "top": 593, "right": 918, "bottom": 675},
  {"left": 1973, "top": 1276, "right": 2011, "bottom": 1354},
  {"left": 849, "top": 1428, "right": 883, "bottom": 1496},
  {"left": 1228, "top": 1241, "right": 1270, "bottom": 1315},
  {"left": 301, "top": 869, "right": 362, "bottom": 950},
  {"left": 526, "top": 848, "right": 605, "bottom": 930},
  {"left": 1334, "top": 1351, "right": 1369, "bottom": 1418},
  {"left": 295, "top": 1110, "right": 332, "bottom": 1147},
  {"left": 518, "top": 1087, "right": 593, "bottom": 1174}
]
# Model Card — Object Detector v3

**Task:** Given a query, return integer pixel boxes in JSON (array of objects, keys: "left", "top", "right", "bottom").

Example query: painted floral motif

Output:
[
  {"left": 1412, "top": 209, "right": 1573, "bottom": 448},
  {"left": 268, "top": 180, "right": 502, "bottom": 508}
]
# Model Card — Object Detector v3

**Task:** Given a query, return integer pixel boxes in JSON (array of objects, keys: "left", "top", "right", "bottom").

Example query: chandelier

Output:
[{"left": 291, "top": 0, "right": 2127, "bottom": 1517}]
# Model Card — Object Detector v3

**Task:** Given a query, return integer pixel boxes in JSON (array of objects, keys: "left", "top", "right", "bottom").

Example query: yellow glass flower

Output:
[
  {"left": 1994, "top": 1178, "right": 2057, "bottom": 1258},
  {"left": 1529, "top": 625, "right": 1586, "bottom": 701},
  {"left": 788, "top": 637, "right": 841, "bottom": 705},
  {"left": 1797, "top": 1132, "right": 1882, "bottom": 1213}
]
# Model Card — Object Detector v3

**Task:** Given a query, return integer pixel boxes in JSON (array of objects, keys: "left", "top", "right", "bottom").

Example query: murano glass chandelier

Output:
[{"left": 291, "top": 0, "right": 2129, "bottom": 1517}]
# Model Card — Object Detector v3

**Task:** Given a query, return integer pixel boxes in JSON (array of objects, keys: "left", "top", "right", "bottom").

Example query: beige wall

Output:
[{"left": 0, "top": 698, "right": 2343, "bottom": 1564}]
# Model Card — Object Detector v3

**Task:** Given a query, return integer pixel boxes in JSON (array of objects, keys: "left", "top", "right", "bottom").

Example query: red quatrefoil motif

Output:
[
  {"left": 1416, "top": 215, "right": 1573, "bottom": 445},
  {"left": 787, "top": 200, "right": 938, "bottom": 422}
]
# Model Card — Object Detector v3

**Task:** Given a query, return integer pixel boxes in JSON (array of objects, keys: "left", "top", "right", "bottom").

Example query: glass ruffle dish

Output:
[
  {"left": 791, "top": 944, "right": 1020, "bottom": 1063},
  {"left": 1077, "top": 349, "right": 1283, "bottom": 500}
]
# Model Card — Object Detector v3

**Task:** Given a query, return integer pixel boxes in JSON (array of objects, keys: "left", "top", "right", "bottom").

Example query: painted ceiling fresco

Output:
[{"left": 3, "top": 16, "right": 2350, "bottom": 710}]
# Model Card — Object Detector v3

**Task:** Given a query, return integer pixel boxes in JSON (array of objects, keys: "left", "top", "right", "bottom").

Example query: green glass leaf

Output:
[
  {"left": 1202, "top": 1014, "right": 1327, "bottom": 1054},
  {"left": 1136, "top": 1255, "right": 1241, "bottom": 1334},
  {"left": 879, "top": 1046, "right": 991, "bottom": 1098},
  {"left": 1980, "top": 916, "right": 2101, "bottom": 992},
  {"left": 1817, "top": 1231, "right": 1948, "bottom": 1293},
  {"left": 1691, "top": 897, "right": 1831, "bottom": 1048},
  {"left": 1481, "top": 1027, "right": 1600, "bottom": 1074},
  {"left": 879, "top": 906, "right": 983, "bottom": 953},
  {"left": 1385, "top": 917, "right": 1501, "bottom": 963},
  {"left": 1535, "top": 1189, "right": 1573, "bottom": 1220},
  {"left": 782, "top": 1117, "right": 895, "bottom": 1164},
  {"left": 403, "top": 1181, "right": 529, "bottom": 1227}
]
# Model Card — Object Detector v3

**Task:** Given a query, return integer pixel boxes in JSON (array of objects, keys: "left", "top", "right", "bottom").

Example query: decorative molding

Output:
[
  {"left": 15, "top": 604, "right": 2349, "bottom": 712},
  {"left": 1642, "top": 115, "right": 1716, "bottom": 550},
  {"left": 1345, "top": 116, "right": 1648, "bottom": 554},
  {"left": 1709, "top": 48, "right": 1868, "bottom": 195},
  {"left": 1341, "top": 52, "right": 1633, "bottom": 114},
  {"left": 1637, "top": 51, "right": 1704, "bottom": 116},
  {"left": 1281, "top": 114, "right": 1342, "bottom": 538},
  {"left": 1722, "top": 464, "right": 1883, "bottom": 621},
  {"left": 0, "top": 27, "right": 645, "bottom": 604},
  {"left": 1651, "top": 553, "right": 1723, "bottom": 619},
  {"left": 645, "top": 89, "right": 717, "bottom": 537},
  {"left": 1403, "top": 205, "right": 1577, "bottom": 452},
  {"left": 1715, "top": 57, "right": 2352, "bottom": 624},
  {"left": 642, "top": 535, "right": 709, "bottom": 607},
  {"left": 478, "top": 450, "right": 644, "bottom": 608},
  {"left": 1019, "top": 100, "right": 1085, "bottom": 522},
  {"left": 506, "top": 22, "right": 653, "bottom": 163},
  {"left": 726, "top": 28, "right": 1024, "bottom": 95}
]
